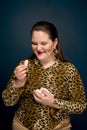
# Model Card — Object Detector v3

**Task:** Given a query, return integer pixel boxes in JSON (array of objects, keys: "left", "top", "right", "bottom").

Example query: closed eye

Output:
[
  {"left": 32, "top": 42, "right": 38, "bottom": 45},
  {"left": 41, "top": 42, "right": 48, "bottom": 45},
  {"left": 32, "top": 42, "right": 48, "bottom": 46}
]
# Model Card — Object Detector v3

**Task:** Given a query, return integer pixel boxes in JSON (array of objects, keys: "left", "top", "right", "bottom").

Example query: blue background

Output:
[{"left": 0, "top": 0, "right": 87, "bottom": 130}]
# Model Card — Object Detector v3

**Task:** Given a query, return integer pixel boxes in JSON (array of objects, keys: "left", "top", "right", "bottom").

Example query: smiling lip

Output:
[{"left": 37, "top": 52, "right": 44, "bottom": 55}]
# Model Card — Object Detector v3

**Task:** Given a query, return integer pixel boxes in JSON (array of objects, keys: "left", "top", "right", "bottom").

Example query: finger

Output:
[
  {"left": 20, "top": 70, "right": 28, "bottom": 75},
  {"left": 33, "top": 94, "right": 41, "bottom": 103},
  {"left": 33, "top": 90, "right": 43, "bottom": 99},
  {"left": 18, "top": 65, "right": 27, "bottom": 71},
  {"left": 16, "top": 66, "right": 28, "bottom": 75},
  {"left": 40, "top": 88, "right": 50, "bottom": 96},
  {"left": 20, "top": 73, "right": 27, "bottom": 78},
  {"left": 40, "top": 88, "right": 49, "bottom": 92},
  {"left": 14, "top": 69, "right": 26, "bottom": 76}
]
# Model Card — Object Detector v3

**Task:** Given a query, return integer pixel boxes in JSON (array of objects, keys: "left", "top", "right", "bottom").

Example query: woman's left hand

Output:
[{"left": 33, "top": 88, "right": 54, "bottom": 107}]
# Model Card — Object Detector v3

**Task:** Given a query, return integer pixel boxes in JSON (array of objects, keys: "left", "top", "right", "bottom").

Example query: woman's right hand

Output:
[{"left": 13, "top": 60, "right": 29, "bottom": 88}]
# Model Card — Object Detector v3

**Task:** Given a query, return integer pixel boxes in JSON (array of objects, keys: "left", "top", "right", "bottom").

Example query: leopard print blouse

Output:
[{"left": 2, "top": 58, "right": 87, "bottom": 130}]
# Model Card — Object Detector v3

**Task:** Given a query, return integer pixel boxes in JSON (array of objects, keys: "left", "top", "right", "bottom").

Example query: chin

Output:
[
  {"left": 37, "top": 56, "right": 45, "bottom": 61},
  {"left": 37, "top": 57, "right": 44, "bottom": 61},
  {"left": 36, "top": 55, "right": 44, "bottom": 59}
]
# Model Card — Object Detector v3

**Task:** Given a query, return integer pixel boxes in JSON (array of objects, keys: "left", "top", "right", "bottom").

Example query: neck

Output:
[{"left": 40, "top": 56, "right": 56, "bottom": 69}]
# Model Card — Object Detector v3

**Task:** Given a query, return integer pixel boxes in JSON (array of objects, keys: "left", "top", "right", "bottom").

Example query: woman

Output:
[{"left": 2, "top": 21, "right": 87, "bottom": 130}]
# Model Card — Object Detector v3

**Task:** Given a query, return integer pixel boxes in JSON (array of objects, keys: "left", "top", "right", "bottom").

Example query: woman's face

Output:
[{"left": 31, "top": 31, "right": 57, "bottom": 63}]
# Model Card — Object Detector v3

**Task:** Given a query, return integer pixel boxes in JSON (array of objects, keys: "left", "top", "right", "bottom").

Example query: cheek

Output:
[
  {"left": 32, "top": 45, "right": 36, "bottom": 51},
  {"left": 46, "top": 45, "right": 54, "bottom": 52}
]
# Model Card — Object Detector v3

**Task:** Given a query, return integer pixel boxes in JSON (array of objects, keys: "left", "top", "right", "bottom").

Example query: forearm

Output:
[
  {"left": 53, "top": 98, "right": 87, "bottom": 114},
  {"left": 2, "top": 79, "right": 24, "bottom": 106}
]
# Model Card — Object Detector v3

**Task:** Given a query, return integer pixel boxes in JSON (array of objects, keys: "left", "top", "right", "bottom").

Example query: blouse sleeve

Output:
[
  {"left": 54, "top": 63, "right": 87, "bottom": 114},
  {"left": 2, "top": 63, "right": 25, "bottom": 106}
]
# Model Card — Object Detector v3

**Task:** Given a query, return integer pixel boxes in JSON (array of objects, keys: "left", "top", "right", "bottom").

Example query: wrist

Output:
[
  {"left": 13, "top": 79, "right": 26, "bottom": 88},
  {"left": 53, "top": 98, "right": 62, "bottom": 109}
]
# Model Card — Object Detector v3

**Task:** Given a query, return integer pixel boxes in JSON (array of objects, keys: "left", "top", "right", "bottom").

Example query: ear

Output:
[{"left": 54, "top": 38, "right": 58, "bottom": 49}]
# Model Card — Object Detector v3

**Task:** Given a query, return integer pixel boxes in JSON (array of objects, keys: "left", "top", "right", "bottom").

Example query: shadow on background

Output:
[{"left": 0, "top": 0, "right": 87, "bottom": 130}]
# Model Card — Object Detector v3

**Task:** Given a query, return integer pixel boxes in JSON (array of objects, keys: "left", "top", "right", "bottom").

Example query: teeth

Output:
[{"left": 24, "top": 60, "right": 28, "bottom": 67}]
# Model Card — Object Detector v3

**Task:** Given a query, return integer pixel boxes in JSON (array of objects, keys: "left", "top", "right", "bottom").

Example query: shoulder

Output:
[
  {"left": 63, "top": 62, "right": 76, "bottom": 70},
  {"left": 62, "top": 61, "right": 79, "bottom": 76}
]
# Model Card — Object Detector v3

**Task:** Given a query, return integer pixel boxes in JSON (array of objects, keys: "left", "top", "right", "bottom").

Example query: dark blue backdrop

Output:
[{"left": 0, "top": 0, "right": 87, "bottom": 130}]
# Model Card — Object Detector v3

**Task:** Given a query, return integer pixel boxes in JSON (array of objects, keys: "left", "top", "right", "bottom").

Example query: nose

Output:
[{"left": 37, "top": 44, "right": 42, "bottom": 51}]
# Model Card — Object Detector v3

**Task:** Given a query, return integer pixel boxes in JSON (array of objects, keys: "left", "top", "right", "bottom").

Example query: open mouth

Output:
[{"left": 37, "top": 51, "right": 44, "bottom": 55}]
